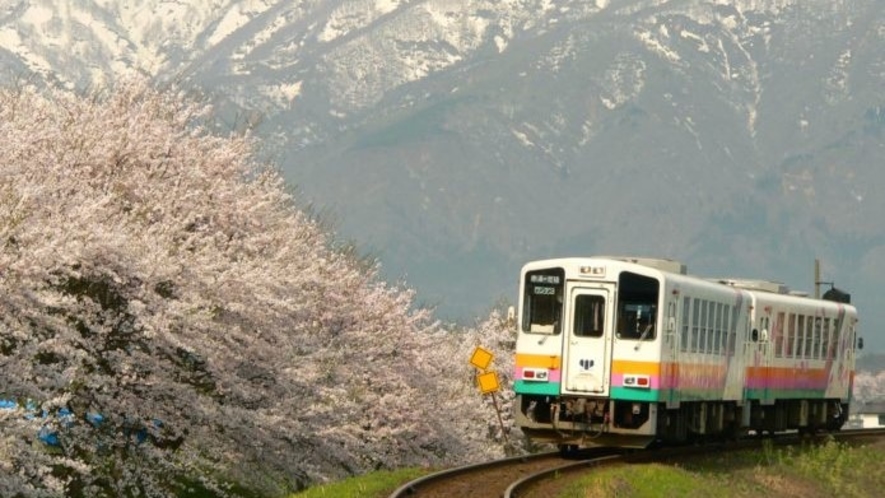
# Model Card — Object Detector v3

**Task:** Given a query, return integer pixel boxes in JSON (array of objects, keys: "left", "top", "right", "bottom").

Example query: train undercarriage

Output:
[{"left": 515, "top": 394, "right": 850, "bottom": 449}]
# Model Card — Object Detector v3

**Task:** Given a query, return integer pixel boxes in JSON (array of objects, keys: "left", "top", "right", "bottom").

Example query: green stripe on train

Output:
[
  {"left": 514, "top": 380, "right": 560, "bottom": 396},
  {"left": 610, "top": 387, "right": 661, "bottom": 402},
  {"left": 614, "top": 388, "right": 737, "bottom": 402},
  {"left": 744, "top": 388, "right": 828, "bottom": 400}
]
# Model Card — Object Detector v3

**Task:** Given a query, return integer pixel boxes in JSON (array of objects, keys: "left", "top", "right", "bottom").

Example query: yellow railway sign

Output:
[
  {"left": 470, "top": 346, "right": 494, "bottom": 371},
  {"left": 476, "top": 371, "right": 500, "bottom": 394}
]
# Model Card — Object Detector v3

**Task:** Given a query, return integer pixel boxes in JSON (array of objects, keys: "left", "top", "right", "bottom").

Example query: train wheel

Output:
[{"left": 558, "top": 444, "right": 579, "bottom": 458}]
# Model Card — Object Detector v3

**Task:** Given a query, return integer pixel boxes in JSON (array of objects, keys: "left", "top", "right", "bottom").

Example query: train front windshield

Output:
[{"left": 522, "top": 268, "right": 565, "bottom": 334}]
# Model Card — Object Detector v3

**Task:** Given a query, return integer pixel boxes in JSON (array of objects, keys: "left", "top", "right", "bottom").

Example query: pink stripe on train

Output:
[
  {"left": 610, "top": 374, "right": 661, "bottom": 389},
  {"left": 514, "top": 366, "right": 562, "bottom": 382}
]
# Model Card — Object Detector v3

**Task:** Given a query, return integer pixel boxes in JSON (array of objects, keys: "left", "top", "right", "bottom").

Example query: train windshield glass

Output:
[
  {"left": 523, "top": 268, "right": 565, "bottom": 334},
  {"left": 573, "top": 294, "right": 605, "bottom": 338},
  {"left": 616, "top": 272, "right": 660, "bottom": 341}
]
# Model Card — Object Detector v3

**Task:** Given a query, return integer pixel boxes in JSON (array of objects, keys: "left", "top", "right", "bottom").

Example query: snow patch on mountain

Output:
[
  {"left": 598, "top": 54, "right": 646, "bottom": 110},
  {"left": 635, "top": 27, "right": 682, "bottom": 64}
]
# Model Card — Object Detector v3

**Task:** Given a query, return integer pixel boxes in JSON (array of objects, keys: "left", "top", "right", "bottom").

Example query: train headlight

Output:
[
  {"left": 623, "top": 374, "right": 650, "bottom": 388},
  {"left": 522, "top": 368, "right": 549, "bottom": 381},
  {"left": 579, "top": 265, "right": 606, "bottom": 277}
]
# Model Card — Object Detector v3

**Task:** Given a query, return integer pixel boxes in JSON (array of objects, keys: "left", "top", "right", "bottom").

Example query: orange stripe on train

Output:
[{"left": 514, "top": 353, "right": 561, "bottom": 369}]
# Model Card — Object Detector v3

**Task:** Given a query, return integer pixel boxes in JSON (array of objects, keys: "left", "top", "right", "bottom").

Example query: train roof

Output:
[
  {"left": 521, "top": 256, "right": 851, "bottom": 305},
  {"left": 522, "top": 256, "right": 687, "bottom": 275},
  {"left": 712, "top": 278, "right": 790, "bottom": 294},
  {"left": 595, "top": 256, "right": 688, "bottom": 275}
]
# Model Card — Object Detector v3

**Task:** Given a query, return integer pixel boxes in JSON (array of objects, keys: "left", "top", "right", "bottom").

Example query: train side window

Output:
[
  {"left": 681, "top": 297, "right": 690, "bottom": 352},
  {"left": 771, "top": 312, "right": 785, "bottom": 358},
  {"left": 699, "top": 300, "right": 708, "bottom": 354},
  {"left": 803, "top": 316, "right": 814, "bottom": 359},
  {"left": 797, "top": 315, "right": 805, "bottom": 358},
  {"left": 708, "top": 302, "right": 716, "bottom": 355},
  {"left": 696, "top": 302, "right": 704, "bottom": 353},
  {"left": 786, "top": 313, "right": 796, "bottom": 358},
  {"left": 704, "top": 301, "right": 716, "bottom": 354},
  {"left": 812, "top": 317, "right": 822, "bottom": 359},
  {"left": 708, "top": 301, "right": 716, "bottom": 354},
  {"left": 573, "top": 294, "right": 605, "bottom": 338},
  {"left": 707, "top": 302, "right": 716, "bottom": 354},
  {"left": 727, "top": 306, "right": 737, "bottom": 354},
  {"left": 822, "top": 318, "right": 832, "bottom": 359},
  {"left": 724, "top": 305, "right": 731, "bottom": 353},
  {"left": 691, "top": 298, "right": 700, "bottom": 353}
]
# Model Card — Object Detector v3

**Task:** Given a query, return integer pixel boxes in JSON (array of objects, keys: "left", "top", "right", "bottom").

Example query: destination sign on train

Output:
[{"left": 529, "top": 274, "right": 560, "bottom": 284}]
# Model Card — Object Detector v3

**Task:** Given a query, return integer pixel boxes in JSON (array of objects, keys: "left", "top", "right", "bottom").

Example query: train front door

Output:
[{"left": 562, "top": 286, "right": 612, "bottom": 396}]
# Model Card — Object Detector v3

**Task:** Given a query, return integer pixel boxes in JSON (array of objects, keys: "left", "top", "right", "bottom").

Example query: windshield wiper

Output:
[{"left": 634, "top": 324, "right": 654, "bottom": 351}]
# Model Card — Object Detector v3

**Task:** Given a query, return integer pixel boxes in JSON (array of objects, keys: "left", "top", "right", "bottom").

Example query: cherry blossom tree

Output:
[
  {"left": 853, "top": 370, "right": 885, "bottom": 403},
  {"left": 428, "top": 306, "right": 526, "bottom": 459},
  {"left": 0, "top": 79, "right": 514, "bottom": 497}
]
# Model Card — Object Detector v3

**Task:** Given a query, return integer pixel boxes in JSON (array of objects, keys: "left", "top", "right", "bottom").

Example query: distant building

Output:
[{"left": 848, "top": 401, "right": 885, "bottom": 429}]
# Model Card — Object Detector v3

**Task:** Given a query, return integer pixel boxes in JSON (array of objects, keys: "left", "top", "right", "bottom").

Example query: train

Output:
[{"left": 512, "top": 256, "right": 862, "bottom": 449}]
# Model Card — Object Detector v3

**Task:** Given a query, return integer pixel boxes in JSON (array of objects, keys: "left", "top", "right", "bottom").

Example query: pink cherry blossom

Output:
[{"left": 0, "top": 79, "right": 518, "bottom": 497}]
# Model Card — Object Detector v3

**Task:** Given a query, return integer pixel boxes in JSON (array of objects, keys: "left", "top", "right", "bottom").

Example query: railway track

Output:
[
  {"left": 387, "top": 448, "right": 624, "bottom": 498},
  {"left": 388, "top": 429, "right": 885, "bottom": 498}
]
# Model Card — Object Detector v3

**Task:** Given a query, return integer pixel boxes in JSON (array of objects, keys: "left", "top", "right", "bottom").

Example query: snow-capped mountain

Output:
[{"left": 2, "top": 0, "right": 884, "bottom": 348}]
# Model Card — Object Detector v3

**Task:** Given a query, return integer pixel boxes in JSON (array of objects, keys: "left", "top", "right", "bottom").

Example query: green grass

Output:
[
  {"left": 287, "top": 468, "right": 430, "bottom": 498},
  {"left": 559, "top": 438, "right": 885, "bottom": 498},
  {"left": 284, "top": 440, "right": 885, "bottom": 498},
  {"left": 558, "top": 464, "right": 707, "bottom": 497}
]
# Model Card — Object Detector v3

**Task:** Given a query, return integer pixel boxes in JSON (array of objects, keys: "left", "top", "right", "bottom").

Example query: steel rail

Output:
[
  {"left": 503, "top": 453, "right": 623, "bottom": 498},
  {"left": 387, "top": 450, "right": 561, "bottom": 498},
  {"left": 389, "top": 428, "right": 885, "bottom": 498},
  {"left": 504, "top": 428, "right": 885, "bottom": 497}
]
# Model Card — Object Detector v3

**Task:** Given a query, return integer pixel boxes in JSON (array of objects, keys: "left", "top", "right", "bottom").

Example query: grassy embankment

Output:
[{"left": 289, "top": 438, "right": 885, "bottom": 498}]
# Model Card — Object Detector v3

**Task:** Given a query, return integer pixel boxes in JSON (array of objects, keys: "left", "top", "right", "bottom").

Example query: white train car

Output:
[
  {"left": 512, "top": 256, "right": 860, "bottom": 449},
  {"left": 737, "top": 283, "right": 858, "bottom": 433}
]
